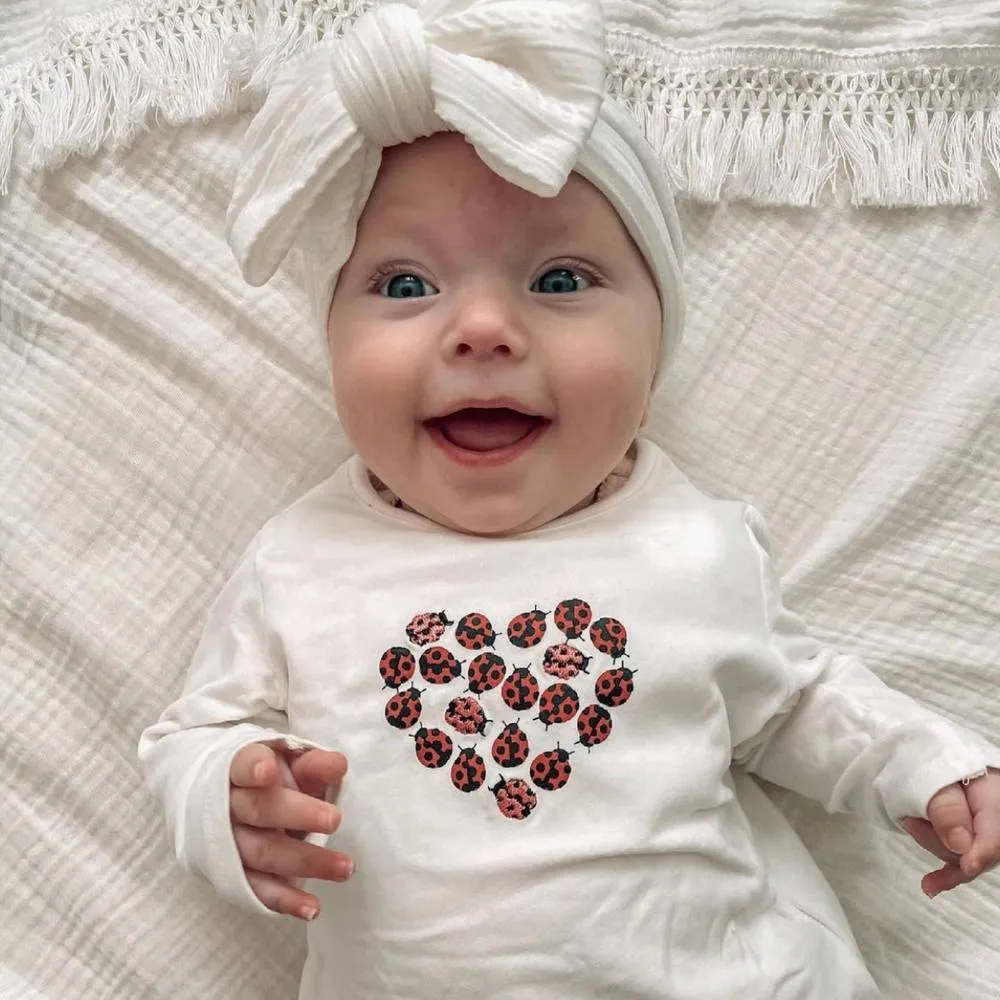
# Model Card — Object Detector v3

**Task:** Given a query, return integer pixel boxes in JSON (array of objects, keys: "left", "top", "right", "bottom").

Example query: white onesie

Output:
[{"left": 139, "top": 439, "right": 999, "bottom": 1000}]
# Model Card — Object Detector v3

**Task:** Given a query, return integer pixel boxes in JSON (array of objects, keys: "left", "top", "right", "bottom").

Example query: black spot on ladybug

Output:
[
  {"left": 491, "top": 722, "right": 531, "bottom": 768},
  {"left": 455, "top": 612, "right": 497, "bottom": 651},
  {"left": 595, "top": 667, "right": 636, "bottom": 707},
  {"left": 553, "top": 598, "right": 593, "bottom": 640},
  {"left": 384, "top": 686, "right": 422, "bottom": 730},
  {"left": 418, "top": 646, "right": 463, "bottom": 684},
  {"left": 542, "top": 642, "right": 591, "bottom": 680},
  {"left": 466, "top": 652, "right": 507, "bottom": 695},
  {"left": 589, "top": 616, "right": 628, "bottom": 660},
  {"left": 490, "top": 776, "right": 537, "bottom": 820},
  {"left": 379, "top": 646, "right": 416, "bottom": 689},
  {"left": 506, "top": 608, "right": 547, "bottom": 649},
  {"left": 501, "top": 666, "right": 540, "bottom": 711},
  {"left": 405, "top": 610, "right": 454, "bottom": 647},
  {"left": 451, "top": 746, "right": 487, "bottom": 793},
  {"left": 412, "top": 726, "right": 453, "bottom": 769},
  {"left": 576, "top": 703, "right": 613, "bottom": 749},
  {"left": 530, "top": 745, "right": 573, "bottom": 791},
  {"left": 535, "top": 682, "right": 580, "bottom": 728},
  {"left": 445, "top": 696, "right": 489, "bottom": 736}
]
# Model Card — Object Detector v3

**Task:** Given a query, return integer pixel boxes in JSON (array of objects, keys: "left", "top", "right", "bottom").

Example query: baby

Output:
[{"left": 139, "top": 2, "right": 1000, "bottom": 998}]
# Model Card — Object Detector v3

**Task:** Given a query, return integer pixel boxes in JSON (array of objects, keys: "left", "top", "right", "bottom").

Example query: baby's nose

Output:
[{"left": 444, "top": 293, "right": 528, "bottom": 361}]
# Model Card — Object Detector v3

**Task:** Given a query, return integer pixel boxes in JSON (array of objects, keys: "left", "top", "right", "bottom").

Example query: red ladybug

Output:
[
  {"left": 491, "top": 776, "right": 537, "bottom": 820},
  {"left": 405, "top": 610, "right": 453, "bottom": 646},
  {"left": 455, "top": 612, "right": 496, "bottom": 651},
  {"left": 419, "top": 646, "right": 463, "bottom": 684},
  {"left": 530, "top": 746, "right": 573, "bottom": 791},
  {"left": 536, "top": 682, "right": 580, "bottom": 728},
  {"left": 445, "top": 696, "right": 489, "bottom": 736},
  {"left": 379, "top": 646, "right": 416, "bottom": 689},
  {"left": 542, "top": 642, "right": 591, "bottom": 680},
  {"left": 589, "top": 616, "right": 628, "bottom": 660},
  {"left": 553, "top": 598, "right": 592, "bottom": 640},
  {"left": 466, "top": 652, "right": 507, "bottom": 695},
  {"left": 595, "top": 667, "right": 636, "bottom": 707},
  {"left": 451, "top": 746, "right": 487, "bottom": 793},
  {"left": 507, "top": 608, "right": 547, "bottom": 649},
  {"left": 384, "top": 686, "right": 422, "bottom": 730},
  {"left": 501, "top": 666, "right": 540, "bottom": 711},
  {"left": 576, "top": 704, "right": 613, "bottom": 749},
  {"left": 492, "top": 722, "right": 531, "bottom": 768},
  {"left": 413, "top": 726, "right": 453, "bottom": 768}
]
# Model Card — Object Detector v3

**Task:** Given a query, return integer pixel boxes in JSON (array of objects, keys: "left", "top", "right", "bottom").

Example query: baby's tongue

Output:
[{"left": 435, "top": 408, "right": 541, "bottom": 452}]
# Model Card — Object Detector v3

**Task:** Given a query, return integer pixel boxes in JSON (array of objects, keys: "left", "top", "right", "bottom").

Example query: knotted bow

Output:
[{"left": 227, "top": 0, "right": 608, "bottom": 288}]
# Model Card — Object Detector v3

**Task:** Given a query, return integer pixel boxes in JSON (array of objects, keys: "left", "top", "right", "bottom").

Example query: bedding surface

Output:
[{"left": 1, "top": 3, "right": 998, "bottom": 999}]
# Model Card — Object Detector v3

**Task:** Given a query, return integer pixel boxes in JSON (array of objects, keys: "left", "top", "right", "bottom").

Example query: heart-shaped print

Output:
[{"left": 380, "top": 600, "right": 631, "bottom": 820}]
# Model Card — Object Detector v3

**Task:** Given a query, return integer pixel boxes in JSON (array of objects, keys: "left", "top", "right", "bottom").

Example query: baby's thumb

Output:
[{"left": 229, "top": 742, "right": 280, "bottom": 789}]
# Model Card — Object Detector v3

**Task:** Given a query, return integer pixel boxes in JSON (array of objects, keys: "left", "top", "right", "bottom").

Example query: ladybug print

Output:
[
  {"left": 419, "top": 646, "right": 463, "bottom": 684},
  {"left": 405, "top": 610, "right": 453, "bottom": 646},
  {"left": 455, "top": 612, "right": 496, "bottom": 651},
  {"left": 466, "top": 652, "right": 507, "bottom": 695},
  {"left": 412, "top": 726, "right": 453, "bottom": 769},
  {"left": 589, "top": 616, "right": 628, "bottom": 660},
  {"left": 384, "top": 686, "right": 422, "bottom": 730},
  {"left": 506, "top": 608, "right": 547, "bottom": 649},
  {"left": 451, "top": 747, "right": 487, "bottom": 793},
  {"left": 491, "top": 776, "right": 537, "bottom": 820},
  {"left": 445, "top": 696, "right": 489, "bottom": 736},
  {"left": 576, "top": 703, "right": 613, "bottom": 748},
  {"left": 553, "top": 598, "right": 593, "bottom": 640},
  {"left": 536, "top": 682, "right": 580, "bottom": 728},
  {"left": 501, "top": 666, "right": 540, "bottom": 711},
  {"left": 530, "top": 746, "right": 573, "bottom": 791},
  {"left": 595, "top": 667, "right": 637, "bottom": 708},
  {"left": 542, "top": 642, "right": 591, "bottom": 680},
  {"left": 378, "top": 646, "right": 416, "bottom": 689},
  {"left": 492, "top": 722, "right": 531, "bottom": 768}
]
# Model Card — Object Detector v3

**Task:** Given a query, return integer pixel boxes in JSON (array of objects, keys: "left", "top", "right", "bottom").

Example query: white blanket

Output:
[{"left": 1, "top": 3, "right": 998, "bottom": 999}]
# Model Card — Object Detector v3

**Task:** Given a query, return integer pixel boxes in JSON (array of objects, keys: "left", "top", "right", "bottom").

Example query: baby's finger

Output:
[
  {"left": 230, "top": 743, "right": 280, "bottom": 789},
  {"left": 922, "top": 861, "right": 974, "bottom": 899},
  {"left": 961, "top": 771, "right": 1000, "bottom": 877},
  {"left": 231, "top": 785, "right": 341, "bottom": 835},
  {"left": 926, "top": 783, "right": 974, "bottom": 856},
  {"left": 233, "top": 825, "right": 355, "bottom": 883},
  {"left": 245, "top": 869, "right": 321, "bottom": 921},
  {"left": 290, "top": 749, "right": 349, "bottom": 802},
  {"left": 900, "top": 817, "right": 959, "bottom": 866}
]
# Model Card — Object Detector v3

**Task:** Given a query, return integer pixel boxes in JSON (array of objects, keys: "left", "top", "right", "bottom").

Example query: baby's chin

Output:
[{"left": 407, "top": 488, "right": 585, "bottom": 538}]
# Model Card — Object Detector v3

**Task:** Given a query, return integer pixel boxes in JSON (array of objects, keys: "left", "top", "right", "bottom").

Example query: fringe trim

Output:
[{"left": 1, "top": 0, "right": 999, "bottom": 207}]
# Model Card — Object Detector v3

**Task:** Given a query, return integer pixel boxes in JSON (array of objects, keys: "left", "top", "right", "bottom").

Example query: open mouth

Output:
[{"left": 424, "top": 407, "right": 550, "bottom": 459}]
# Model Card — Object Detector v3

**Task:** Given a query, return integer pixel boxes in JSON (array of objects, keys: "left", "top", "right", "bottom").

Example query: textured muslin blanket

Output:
[{"left": 1, "top": 2, "right": 998, "bottom": 999}]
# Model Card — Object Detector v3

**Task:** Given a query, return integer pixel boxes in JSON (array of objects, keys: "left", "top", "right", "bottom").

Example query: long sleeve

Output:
[
  {"left": 137, "top": 533, "right": 321, "bottom": 914},
  {"left": 733, "top": 507, "right": 1000, "bottom": 829}
]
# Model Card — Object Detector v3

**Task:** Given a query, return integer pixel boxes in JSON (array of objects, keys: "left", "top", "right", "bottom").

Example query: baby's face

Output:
[{"left": 328, "top": 133, "right": 661, "bottom": 536}]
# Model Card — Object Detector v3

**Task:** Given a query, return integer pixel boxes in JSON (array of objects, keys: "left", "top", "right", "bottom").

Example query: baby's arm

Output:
[
  {"left": 731, "top": 507, "right": 1000, "bottom": 892},
  {"left": 138, "top": 534, "right": 353, "bottom": 920}
]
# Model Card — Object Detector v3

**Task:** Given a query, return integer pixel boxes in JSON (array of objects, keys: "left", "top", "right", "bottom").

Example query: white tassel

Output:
[{"left": 1, "top": 1, "right": 999, "bottom": 207}]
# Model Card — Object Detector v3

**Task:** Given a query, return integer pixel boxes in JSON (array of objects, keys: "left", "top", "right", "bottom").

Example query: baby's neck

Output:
[{"left": 368, "top": 445, "right": 638, "bottom": 520}]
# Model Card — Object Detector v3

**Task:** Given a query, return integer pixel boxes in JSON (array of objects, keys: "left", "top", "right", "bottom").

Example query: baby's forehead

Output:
[{"left": 359, "top": 133, "right": 624, "bottom": 249}]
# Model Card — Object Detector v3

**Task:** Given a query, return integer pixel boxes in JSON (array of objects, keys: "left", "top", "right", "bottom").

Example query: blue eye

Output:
[
  {"left": 381, "top": 274, "right": 437, "bottom": 299},
  {"left": 532, "top": 268, "right": 592, "bottom": 294}
]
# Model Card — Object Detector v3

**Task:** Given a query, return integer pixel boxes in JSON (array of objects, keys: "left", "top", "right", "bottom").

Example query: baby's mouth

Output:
[{"left": 425, "top": 408, "right": 549, "bottom": 453}]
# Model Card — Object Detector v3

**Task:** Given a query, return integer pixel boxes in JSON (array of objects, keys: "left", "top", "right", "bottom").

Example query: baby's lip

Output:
[{"left": 424, "top": 397, "right": 548, "bottom": 420}]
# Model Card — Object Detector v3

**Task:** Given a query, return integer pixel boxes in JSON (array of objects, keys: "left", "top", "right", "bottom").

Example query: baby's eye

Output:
[
  {"left": 531, "top": 268, "right": 592, "bottom": 294},
  {"left": 380, "top": 274, "right": 438, "bottom": 299}
]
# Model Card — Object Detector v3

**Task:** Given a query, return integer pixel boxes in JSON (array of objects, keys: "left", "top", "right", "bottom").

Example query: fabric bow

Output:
[{"left": 227, "top": 0, "right": 608, "bottom": 288}]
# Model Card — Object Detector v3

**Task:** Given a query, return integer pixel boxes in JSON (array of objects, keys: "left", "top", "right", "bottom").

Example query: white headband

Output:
[{"left": 227, "top": 0, "right": 685, "bottom": 385}]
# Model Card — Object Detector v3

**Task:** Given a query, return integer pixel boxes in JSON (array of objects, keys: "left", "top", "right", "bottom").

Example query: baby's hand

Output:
[
  {"left": 229, "top": 742, "right": 355, "bottom": 920},
  {"left": 902, "top": 768, "right": 1000, "bottom": 898}
]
